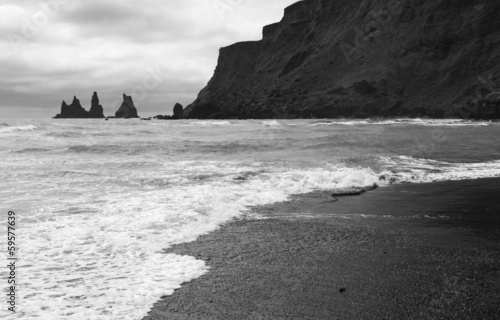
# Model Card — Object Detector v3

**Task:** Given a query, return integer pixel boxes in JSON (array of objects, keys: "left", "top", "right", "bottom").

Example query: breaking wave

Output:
[
  {"left": 0, "top": 125, "right": 38, "bottom": 133},
  {"left": 379, "top": 156, "right": 500, "bottom": 183}
]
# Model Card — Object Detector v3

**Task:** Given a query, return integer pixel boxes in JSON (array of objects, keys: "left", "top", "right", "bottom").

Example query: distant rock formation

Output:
[
  {"left": 185, "top": 0, "right": 500, "bottom": 119},
  {"left": 154, "top": 115, "right": 172, "bottom": 120},
  {"left": 173, "top": 103, "right": 184, "bottom": 119},
  {"left": 153, "top": 103, "right": 185, "bottom": 120},
  {"left": 115, "top": 94, "right": 140, "bottom": 118},
  {"left": 89, "top": 92, "right": 104, "bottom": 118},
  {"left": 54, "top": 96, "right": 87, "bottom": 119},
  {"left": 53, "top": 93, "right": 105, "bottom": 119}
]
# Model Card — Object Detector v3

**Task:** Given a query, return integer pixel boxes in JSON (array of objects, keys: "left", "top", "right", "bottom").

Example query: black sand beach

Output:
[{"left": 144, "top": 179, "right": 500, "bottom": 320}]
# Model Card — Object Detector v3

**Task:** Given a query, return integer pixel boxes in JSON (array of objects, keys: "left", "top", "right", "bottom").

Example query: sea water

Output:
[{"left": 1, "top": 118, "right": 500, "bottom": 319}]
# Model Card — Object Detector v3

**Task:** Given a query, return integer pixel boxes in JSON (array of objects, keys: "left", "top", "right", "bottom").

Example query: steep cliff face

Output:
[{"left": 186, "top": 0, "right": 500, "bottom": 119}]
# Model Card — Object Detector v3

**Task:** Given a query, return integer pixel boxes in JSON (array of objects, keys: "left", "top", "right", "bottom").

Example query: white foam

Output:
[
  {"left": 309, "top": 121, "right": 336, "bottom": 126},
  {"left": 307, "top": 119, "right": 493, "bottom": 127},
  {"left": 380, "top": 156, "right": 500, "bottom": 183},
  {"left": 190, "top": 121, "right": 232, "bottom": 126},
  {"left": 341, "top": 120, "right": 369, "bottom": 126},
  {"left": 399, "top": 119, "right": 491, "bottom": 126},
  {"left": 0, "top": 160, "right": 383, "bottom": 320},
  {"left": 357, "top": 214, "right": 451, "bottom": 219},
  {"left": 0, "top": 125, "right": 37, "bottom": 133},
  {"left": 262, "top": 120, "right": 282, "bottom": 126}
]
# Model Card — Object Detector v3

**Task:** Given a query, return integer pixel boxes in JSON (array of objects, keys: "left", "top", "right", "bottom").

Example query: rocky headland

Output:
[
  {"left": 53, "top": 92, "right": 105, "bottom": 119},
  {"left": 186, "top": 0, "right": 500, "bottom": 119}
]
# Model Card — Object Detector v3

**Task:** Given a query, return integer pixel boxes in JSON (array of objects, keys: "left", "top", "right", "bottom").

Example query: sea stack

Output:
[
  {"left": 53, "top": 93, "right": 105, "bottom": 118},
  {"left": 173, "top": 103, "right": 184, "bottom": 119},
  {"left": 54, "top": 96, "right": 89, "bottom": 118},
  {"left": 89, "top": 92, "right": 105, "bottom": 118},
  {"left": 115, "top": 94, "right": 140, "bottom": 119}
]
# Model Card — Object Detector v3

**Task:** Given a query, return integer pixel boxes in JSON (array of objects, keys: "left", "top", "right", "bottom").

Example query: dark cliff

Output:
[{"left": 186, "top": 0, "right": 500, "bottom": 119}]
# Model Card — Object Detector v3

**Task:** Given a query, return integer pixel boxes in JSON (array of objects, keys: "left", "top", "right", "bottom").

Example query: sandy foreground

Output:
[{"left": 143, "top": 179, "right": 500, "bottom": 320}]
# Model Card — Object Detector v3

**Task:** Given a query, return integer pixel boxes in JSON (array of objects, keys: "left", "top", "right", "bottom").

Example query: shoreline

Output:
[{"left": 144, "top": 178, "right": 500, "bottom": 319}]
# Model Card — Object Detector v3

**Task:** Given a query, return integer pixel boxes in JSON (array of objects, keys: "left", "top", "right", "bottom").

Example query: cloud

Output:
[
  {"left": 0, "top": 0, "right": 297, "bottom": 118},
  {"left": 0, "top": 4, "right": 28, "bottom": 30}
]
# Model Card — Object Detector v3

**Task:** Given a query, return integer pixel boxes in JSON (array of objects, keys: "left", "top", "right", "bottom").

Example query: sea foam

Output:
[
  {"left": 0, "top": 160, "right": 382, "bottom": 320},
  {"left": 380, "top": 156, "right": 500, "bottom": 183},
  {"left": 0, "top": 125, "right": 37, "bottom": 133},
  {"left": 190, "top": 121, "right": 232, "bottom": 126},
  {"left": 307, "top": 119, "right": 493, "bottom": 127}
]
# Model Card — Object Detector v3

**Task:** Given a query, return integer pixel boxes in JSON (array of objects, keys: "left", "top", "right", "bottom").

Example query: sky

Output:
[{"left": 0, "top": 0, "right": 297, "bottom": 118}]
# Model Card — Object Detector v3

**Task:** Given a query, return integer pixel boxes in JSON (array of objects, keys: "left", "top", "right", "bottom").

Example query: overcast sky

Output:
[{"left": 0, "top": 0, "right": 297, "bottom": 118}]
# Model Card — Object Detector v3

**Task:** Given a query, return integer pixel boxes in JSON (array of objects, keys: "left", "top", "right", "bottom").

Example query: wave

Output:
[
  {"left": 309, "top": 121, "right": 336, "bottom": 126},
  {"left": 8, "top": 163, "right": 384, "bottom": 320},
  {"left": 308, "top": 119, "right": 493, "bottom": 127},
  {"left": 379, "top": 156, "right": 500, "bottom": 183},
  {"left": 190, "top": 121, "right": 232, "bottom": 126},
  {"left": 342, "top": 214, "right": 452, "bottom": 219},
  {"left": 45, "top": 131, "right": 84, "bottom": 138},
  {"left": 65, "top": 144, "right": 127, "bottom": 154},
  {"left": 262, "top": 120, "right": 282, "bottom": 126},
  {"left": 395, "top": 119, "right": 491, "bottom": 126},
  {"left": 15, "top": 148, "right": 51, "bottom": 154},
  {"left": 0, "top": 125, "right": 37, "bottom": 133},
  {"left": 245, "top": 166, "right": 384, "bottom": 195}
]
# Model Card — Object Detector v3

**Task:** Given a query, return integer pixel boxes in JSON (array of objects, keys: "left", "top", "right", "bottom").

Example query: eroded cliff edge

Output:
[{"left": 186, "top": 0, "right": 500, "bottom": 119}]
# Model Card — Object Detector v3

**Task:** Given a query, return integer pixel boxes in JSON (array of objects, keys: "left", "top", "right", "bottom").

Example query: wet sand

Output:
[{"left": 144, "top": 179, "right": 500, "bottom": 320}]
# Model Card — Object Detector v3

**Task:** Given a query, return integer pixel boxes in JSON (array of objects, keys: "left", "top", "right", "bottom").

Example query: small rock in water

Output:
[{"left": 339, "top": 287, "right": 347, "bottom": 293}]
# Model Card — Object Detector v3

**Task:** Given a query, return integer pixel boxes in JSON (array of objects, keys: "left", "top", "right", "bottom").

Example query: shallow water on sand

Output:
[{"left": 1, "top": 118, "right": 499, "bottom": 319}]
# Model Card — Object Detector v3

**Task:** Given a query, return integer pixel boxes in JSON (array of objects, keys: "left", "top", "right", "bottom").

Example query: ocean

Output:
[{"left": 1, "top": 118, "right": 500, "bottom": 320}]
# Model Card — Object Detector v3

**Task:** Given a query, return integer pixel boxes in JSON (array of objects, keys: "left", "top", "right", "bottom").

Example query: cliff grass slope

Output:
[{"left": 186, "top": 0, "right": 500, "bottom": 119}]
